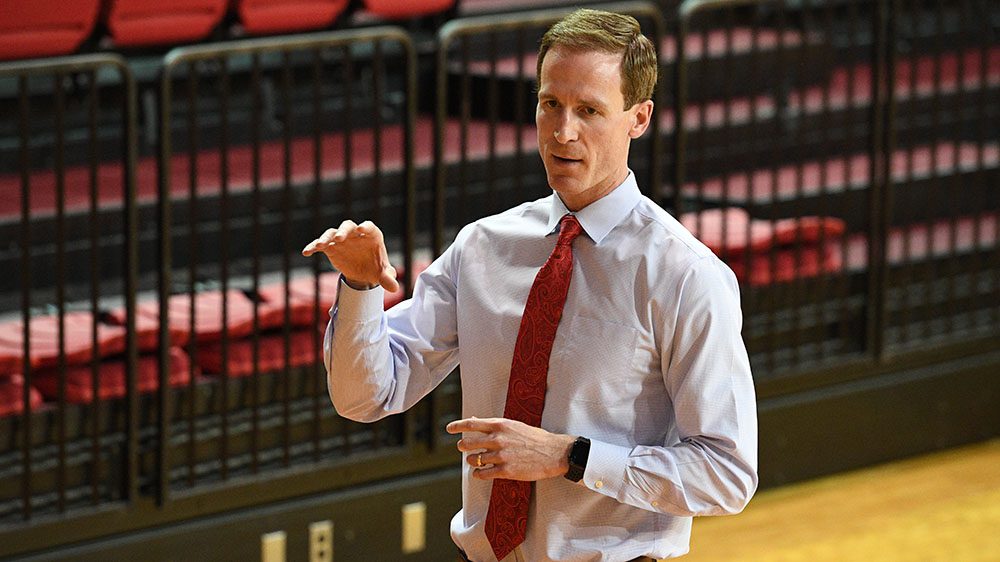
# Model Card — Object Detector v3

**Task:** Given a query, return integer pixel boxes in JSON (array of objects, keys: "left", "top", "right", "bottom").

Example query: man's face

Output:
[{"left": 536, "top": 46, "right": 652, "bottom": 211}]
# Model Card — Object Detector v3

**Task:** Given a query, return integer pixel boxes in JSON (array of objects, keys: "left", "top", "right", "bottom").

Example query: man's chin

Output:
[{"left": 545, "top": 174, "right": 584, "bottom": 195}]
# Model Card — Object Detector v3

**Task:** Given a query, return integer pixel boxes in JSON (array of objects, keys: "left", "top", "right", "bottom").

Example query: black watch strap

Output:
[{"left": 564, "top": 436, "right": 591, "bottom": 482}]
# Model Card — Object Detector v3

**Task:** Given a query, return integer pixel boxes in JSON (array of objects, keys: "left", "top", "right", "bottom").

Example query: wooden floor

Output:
[{"left": 684, "top": 439, "right": 1000, "bottom": 562}]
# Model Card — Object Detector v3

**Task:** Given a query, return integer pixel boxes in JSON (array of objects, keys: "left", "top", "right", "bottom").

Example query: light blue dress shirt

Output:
[{"left": 325, "top": 172, "right": 758, "bottom": 561}]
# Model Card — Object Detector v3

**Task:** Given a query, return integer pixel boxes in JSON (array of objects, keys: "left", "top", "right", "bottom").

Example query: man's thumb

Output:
[{"left": 379, "top": 266, "right": 400, "bottom": 293}]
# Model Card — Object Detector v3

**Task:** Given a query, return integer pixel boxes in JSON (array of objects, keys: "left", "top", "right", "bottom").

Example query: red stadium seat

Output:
[
  {"left": 104, "top": 306, "right": 191, "bottom": 353},
  {"left": 121, "top": 290, "right": 259, "bottom": 345},
  {"left": 196, "top": 329, "right": 320, "bottom": 376},
  {"left": 103, "top": 0, "right": 227, "bottom": 48},
  {"left": 257, "top": 273, "right": 341, "bottom": 329},
  {"left": 0, "top": 312, "right": 127, "bottom": 373},
  {"left": 235, "top": 0, "right": 350, "bottom": 35},
  {"left": 362, "top": 0, "right": 455, "bottom": 19},
  {"left": 0, "top": 375, "right": 44, "bottom": 417},
  {"left": 32, "top": 347, "right": 192, "bottom": 404},
  {"left": 0, "top": 0, "right": 100, "bottom": 61},
  {"left": 681, "top": 208, "right": 846, "bottom": 286}
]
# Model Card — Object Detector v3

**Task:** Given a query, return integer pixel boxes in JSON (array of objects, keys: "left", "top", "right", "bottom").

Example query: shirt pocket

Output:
[{"left": 547, "top": 314, "right": 641, "bottom": 409}]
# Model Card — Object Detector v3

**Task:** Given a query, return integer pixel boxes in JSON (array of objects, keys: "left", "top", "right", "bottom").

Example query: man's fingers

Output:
[
  {"left": 379, "top": 266, "right": 400, "bottom": 293},
  {"left": 333, "top": 220, "right": 357, "bottom": 242},
  {"left": 302, "top": 228, "right": 337, "bottom": 256},
  {"left": 446, "top": 417, "right": 499, "bottom": 435},
  {"left": 471, "top": 465, "right": 503, "bottom": 480}
]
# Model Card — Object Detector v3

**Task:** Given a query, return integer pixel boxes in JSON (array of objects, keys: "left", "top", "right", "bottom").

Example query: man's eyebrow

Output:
[{"left": 578, "top": 97, "right": 610, "bottom": 111}]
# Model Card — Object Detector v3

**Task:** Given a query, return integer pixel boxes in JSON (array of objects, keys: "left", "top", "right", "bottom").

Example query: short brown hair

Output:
[{"left": 537, "top": 9, "right": 658, "bottom": 109}]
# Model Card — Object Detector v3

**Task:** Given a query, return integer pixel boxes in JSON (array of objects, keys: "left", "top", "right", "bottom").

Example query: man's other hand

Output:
[
  {"left": 447, "top": 417, "right": 576, "bottom": 482},
  {"left": 302, "top": 220, "right": 399, "bottom": 292}
]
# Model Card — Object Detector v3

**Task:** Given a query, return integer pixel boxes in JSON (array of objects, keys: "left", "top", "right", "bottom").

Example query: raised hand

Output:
[{"left": 302, "top": 220, "right": 399, "bottom": 293}]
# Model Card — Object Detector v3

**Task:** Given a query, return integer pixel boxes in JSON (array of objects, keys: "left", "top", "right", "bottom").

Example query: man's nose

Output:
[{"left": 553, "top": 112, "right": 579, "bottom": 143}]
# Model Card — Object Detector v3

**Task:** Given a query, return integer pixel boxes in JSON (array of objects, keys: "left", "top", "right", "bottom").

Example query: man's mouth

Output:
[{"left": 552, "top": 154, "right": 582, "bottom": 164}]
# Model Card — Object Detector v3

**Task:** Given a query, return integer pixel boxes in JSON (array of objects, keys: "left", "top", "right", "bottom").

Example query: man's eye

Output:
[
  {"left": 544, "top": 100, "right": 558, "bottom": 108},
  {"left": 583, "top": 107, "right": 598, "bottom": 116}
]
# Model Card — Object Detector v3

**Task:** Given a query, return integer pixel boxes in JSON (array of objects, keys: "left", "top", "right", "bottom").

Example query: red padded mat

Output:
[
  {"left": 257, "top": 272, "right": 341, "bottom": 329},
  {"left": 681, "top": 208, "right": 846, "bottom": 285},
  {"left": 0, "top": 375, "right": 44, "bottom": 417},
  {"left": 0, "top": 312, "right": 127, "bottom": 373},
  {"left": 120, "top": 290, "right": 258, "bottom": 346},
  {"left": 196, "top": 329, "right": 320, "bottom": 376},
  {"left": 32, "top": 347, "right": 192, "bottom": 404},
  {"left": 104, "top": 306, "right": 191, "bottom": 352}
]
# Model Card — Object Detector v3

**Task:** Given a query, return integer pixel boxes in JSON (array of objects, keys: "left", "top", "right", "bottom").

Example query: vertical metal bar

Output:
[
  {"left": 672, "top": 13, "right": 689, "bottom": 216},
  {"left": 373, "top": 40, "right": 385, "bottom": 227},
  {"left": 647, "top": 11, "right": 664, "bottom": 204},
  {"left": 899, "top": 0, "right": 917, "bottom": 346},
  {"left": 779, "top": 2, "right": 806, "bottom": 367},
  {"left": 402, "top": 33, "right": 418, "bottom": 446},
  {"left": 814, "top": 0, "right": 835, "bottom": 360},
  {"left": 186, "top": 60, "right": 200, "bottom": 488},
  {"left": 744, "top": 7, "right": 764, "bottom": 366},
  {"left": 827, "top": 0, "right": 850, "bottom": 358},
  {"left": 281, "top": 51, "right": 294, "bottom": 466},
  {"left": 157, "top": 57, "right": 175, "bottom": 508},
  {"left": 960, "top": 0, "right": 983, "bottom": 334},
  {"left": 87, "top": 67, "right": 102, "bottom": 505},
  {"left": 487, "top": 32, "right": 499, "bottom": 214},
  {"left": 250, "top": 52, "right": 262, "bottom": 475},
  {"left": 719, "top": 8, "right": 735, "bottom": 343},
  {"left": 219, "top": 55, "right": 232, "bottom": 480},
  {"left": 339, "top": 45, "right": 354, "bottom": 458},
  {"left": 371, "top": 40, "right": 386, "bottom": 452},
  {"left": 18, "top": 73, "right": 33, "bottom": 521},
  {"left": 433, "top": 35, "right": 450, "bottom": 257},
  {"left": 121, "top": 59, "right": 140, "bottom": 504},
  {"left": 766, "top": 14, "right": 784, "bottom": 373},
  {"left": 54, "top": 69, "right": 68, "bottom": 514},
  {"left": 311, "top": 48, "right": 324, "bottom": 461},
  {"left": 975, "top": 6, "right": 996, "bottom": 331},
  {"left": 513, "top": 27, "right": 526, "bottom": 205},
  {"left": 459, "top": 37, "right": 471, "bottom": 216},
  {"left": 342, "top": 46, "right": 354, "bottom": 218},
  {"left": 866, "top": 0, "right": 890, "bottom": 360}
]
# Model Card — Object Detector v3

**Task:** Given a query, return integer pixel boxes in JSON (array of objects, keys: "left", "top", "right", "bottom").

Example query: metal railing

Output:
[
  {"left": 155, "top": 28, "right": 419, "bottom": 502},
  {"left": 0, "top": 54, "right": 139, "bottom": 524},
  {"left": 672, "top": 0, "right": 998, "bottom": 383}
]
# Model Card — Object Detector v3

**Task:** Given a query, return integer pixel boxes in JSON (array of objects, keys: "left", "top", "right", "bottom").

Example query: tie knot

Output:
[{"left": 556, "top": 214, "right": 583, "bottom": 246}]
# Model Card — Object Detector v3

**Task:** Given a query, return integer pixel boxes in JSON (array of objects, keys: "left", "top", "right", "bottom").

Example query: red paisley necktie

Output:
[{"left": 485, "top": 213, "right": 583, "bottom": 561}]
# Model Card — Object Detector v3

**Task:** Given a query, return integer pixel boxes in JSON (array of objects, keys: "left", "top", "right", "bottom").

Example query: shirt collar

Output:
[{"left": 546, "top": 170, "right": 642, "bottom": 245}]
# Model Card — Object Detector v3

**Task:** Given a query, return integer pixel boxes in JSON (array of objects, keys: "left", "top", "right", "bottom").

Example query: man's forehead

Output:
[{"left": 538, "top": 47, "right": 623, "bottom": 100}]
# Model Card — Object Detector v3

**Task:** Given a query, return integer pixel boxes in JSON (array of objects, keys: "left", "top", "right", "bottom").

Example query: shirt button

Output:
[{"left": 595, "top": 480, "right": 604, "bottom": 489}]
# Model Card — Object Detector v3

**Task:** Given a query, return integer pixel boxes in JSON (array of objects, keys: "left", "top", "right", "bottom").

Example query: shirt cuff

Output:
[
  {"left": 582, "top": 438, "right": 630, "bottom": 500},
  {"left": 333, "top": 275, "right": 385, "bottom": 321}
]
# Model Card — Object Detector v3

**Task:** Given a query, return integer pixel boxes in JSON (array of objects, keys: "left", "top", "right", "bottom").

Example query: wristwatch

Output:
[{"left": 564, "top": 436, "right": 591, "bottom": 482}]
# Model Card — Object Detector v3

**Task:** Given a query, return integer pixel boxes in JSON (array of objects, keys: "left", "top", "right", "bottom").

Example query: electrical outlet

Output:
[
  {"left": 401, "top": 502, "right": 426, "bottom": 554},
  {"left": 261, "top": 530, "right": 286, "bottom": 562},
  {"left": 309, "top": 520, "right": 334, "bottom": 562}
]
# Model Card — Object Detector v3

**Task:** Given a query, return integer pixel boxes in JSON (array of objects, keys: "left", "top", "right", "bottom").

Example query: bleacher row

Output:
[
  {"left": 0, "top": 0, "right": 996, "bottom": 542},
  {"left": 0, "top": 0, "right": 457, "bottom": 61}
]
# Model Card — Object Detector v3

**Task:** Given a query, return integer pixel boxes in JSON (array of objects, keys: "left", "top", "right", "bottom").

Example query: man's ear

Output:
[{"left": 628, "top": 100, "right": 654, "bottom": 139}]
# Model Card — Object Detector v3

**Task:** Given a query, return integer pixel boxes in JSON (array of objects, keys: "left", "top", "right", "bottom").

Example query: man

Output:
[{"left": 302, "top": 9, "right": 757, "bottom": 562}]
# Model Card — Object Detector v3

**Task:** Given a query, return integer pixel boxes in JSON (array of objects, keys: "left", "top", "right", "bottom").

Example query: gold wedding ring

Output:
[{"left": 476, "top": 453, "right": 483, "bottom": 468}]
